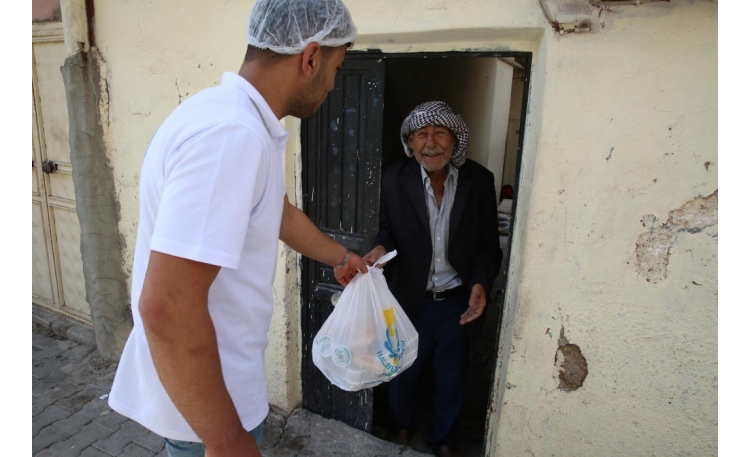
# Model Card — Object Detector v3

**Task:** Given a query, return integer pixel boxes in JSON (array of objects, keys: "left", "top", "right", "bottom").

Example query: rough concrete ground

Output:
[{"left": 32, "top": 307, "right": 432, "bottom": 457}]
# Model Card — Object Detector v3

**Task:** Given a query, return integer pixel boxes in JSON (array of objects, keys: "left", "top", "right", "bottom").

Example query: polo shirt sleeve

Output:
[{"left": 150, "top": 123, "right": 268, "bottom": 269}]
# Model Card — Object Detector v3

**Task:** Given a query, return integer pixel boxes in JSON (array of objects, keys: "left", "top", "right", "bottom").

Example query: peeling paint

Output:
[
  {"left": 555, "top": 326, "right": 588, "bottom": 391},
  {"left": 635, "top": 231, "right": 677, "bottom": 282},
  {"left": 635, "top": 191, "right": 717, "bottom": 282},
  {"left": 666, "top": 190, "right": 718, "bottom": 234}
]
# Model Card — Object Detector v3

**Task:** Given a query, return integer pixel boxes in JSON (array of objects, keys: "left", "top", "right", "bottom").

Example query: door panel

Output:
[
  {"left": 33, "top": 41, "right": 71, "bottom": 164},
  {"left": 52, "top": 207, "right": 88, "bottom": 318},
  {"left": 32, "top": 28, "right": 90, "bottom": 322},
  {"left": 301, "top": 55, "right": 385, "bottom": 431},
  {"left": 33, "top": 96, "right": 59, "bottom": 307},
  {"left": 32, "top": 166, "right": 40, "bottom": 195},
  {"left": 32, "top": 201, "right": 55, "bottom": 303},
  {"left": 48, "top": 169, "right": 77, "bottom": 202}
]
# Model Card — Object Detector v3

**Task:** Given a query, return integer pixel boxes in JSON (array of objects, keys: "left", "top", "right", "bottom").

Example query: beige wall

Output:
[{"left": 92, "top": 0, "right": 717, "bottom": 454}]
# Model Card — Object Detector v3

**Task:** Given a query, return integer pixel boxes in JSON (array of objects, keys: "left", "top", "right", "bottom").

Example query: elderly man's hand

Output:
[
  {"left": 460, "top": 284, "right": 486, "bottom": 325},
  {"left": 334, "top": 252, "right": 367, "bottom": 287},
  {"left": 362, "top": 245, "right": 388, "bottom": 268}
]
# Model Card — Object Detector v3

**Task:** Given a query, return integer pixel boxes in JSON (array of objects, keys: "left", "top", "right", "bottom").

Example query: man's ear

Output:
[
  {"left": 300, "top": 42, "right": 323, "bottom": 78},
  {"left": 407, "top": 134, "right": 415, "bottom": 150}
]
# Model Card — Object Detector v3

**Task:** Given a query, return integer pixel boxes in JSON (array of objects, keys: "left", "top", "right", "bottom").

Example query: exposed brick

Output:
[
  {"left": 119, "top": 443, "right": 157, "bottom": 457},
  {"left": 35, "top": 450, "right": 61, "bottom": 457},
  {"left": 56, "top": 384, "right": 109, "bottom": 413},
  {"left": 79, "top": 447, "right": 110, "bottom": 457},
  {"left": 94, "top": 371, "right": 116, "bottom": 390},
  {"left": 33, "top": 329, "right": 56, "bottom": 349},
  {"left": 34, "top": 386, "right": 77, "bottom": 416},
  {"left": 54, "top": 400, "right": 111, "bottom": 435},
  {"left": 34, "top": 406, "right": 73, "bottom": 436},
  {"left": 33, "top": 426, "right": 71, "bottom": 455},
  {"left": 93, "top": 410, "right": 130, "bottom": 432},
  {"left": 134, "top": 431, "right": 165, "bottom": 453},
  {"left": 33, "top": 338, "right": 77, "bottom": 363},
  {"left": 49, "top": 422, "right": 114, "bottom": 457},
  {"left": 33, "top": 351, "right": 75, "bottom": 380},
  {"left": 33, "top": 394, "right": 61, "bottom": 417},
  {"left": 92, "top": 421, "right": 151, "bottom": 456},
  {"left": 64, "top": 324, "right": 97, "bottom": 347},
  {"left": 33, "top": 369, "right": 70, "bottom": 395}
]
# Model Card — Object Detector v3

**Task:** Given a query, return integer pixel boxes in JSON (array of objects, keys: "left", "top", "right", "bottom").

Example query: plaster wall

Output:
[
  {"left": 91, "top": 0, "right": 717, "bottom": 454},
  {"left": 385, "top": 57, "right": 513, "bottom": 194}
]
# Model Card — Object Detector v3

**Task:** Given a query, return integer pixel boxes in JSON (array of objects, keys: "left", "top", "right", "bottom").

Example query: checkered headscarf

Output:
[{"left": 400, "top": 101, "right": 470, "bottom": 168}]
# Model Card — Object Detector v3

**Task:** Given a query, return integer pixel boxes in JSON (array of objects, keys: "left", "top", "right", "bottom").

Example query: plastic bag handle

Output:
[{"left": 374, "top": 250, "right": 397, "bottom": 267}]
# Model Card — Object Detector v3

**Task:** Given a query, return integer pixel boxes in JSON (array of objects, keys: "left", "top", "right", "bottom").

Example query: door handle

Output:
[{"left": 41, "top": 160, "right": 57, "bottom": 174}]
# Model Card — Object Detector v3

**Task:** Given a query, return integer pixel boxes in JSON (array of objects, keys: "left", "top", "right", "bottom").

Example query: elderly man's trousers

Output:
[{"left": 387, "top": 288, "right": 469, "bottom": 447}]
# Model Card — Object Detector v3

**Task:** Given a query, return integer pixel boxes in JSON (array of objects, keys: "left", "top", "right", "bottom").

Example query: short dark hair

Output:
[{"left": 243, "top": 45, "right": 292, "bottom": 65}]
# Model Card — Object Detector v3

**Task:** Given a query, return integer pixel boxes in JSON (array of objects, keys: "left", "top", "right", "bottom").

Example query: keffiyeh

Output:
[{"left": 400, "top": 101, "right": 470, "bottom": 168}]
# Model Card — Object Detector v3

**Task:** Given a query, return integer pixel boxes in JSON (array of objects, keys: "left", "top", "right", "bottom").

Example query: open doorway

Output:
[
  {"left": 369, "top": 54, "right": 529, "bottom": 456},
  {"left": 299, "top": 51, "right": 531, "bottom": 456}
]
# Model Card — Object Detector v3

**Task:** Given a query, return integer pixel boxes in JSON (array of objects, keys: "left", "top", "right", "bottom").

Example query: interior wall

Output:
[
  {"left": 385, "top": 57, "right": 513, "bottom": 200},
  {"left": 487, "top": 61, "right": 514, "bottom": 199},
  {"left": 502, "top": 68, "right": 526, "bottom": 190}
]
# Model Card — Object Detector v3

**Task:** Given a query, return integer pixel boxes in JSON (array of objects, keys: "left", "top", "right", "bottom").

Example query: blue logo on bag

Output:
[{"left": 377, "top": 328, "right": 406, "bottom": 378}]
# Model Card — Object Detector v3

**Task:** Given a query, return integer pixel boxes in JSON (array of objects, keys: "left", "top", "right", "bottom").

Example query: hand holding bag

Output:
[{"left": 312, "top": 251, "right": 418, "bottom": 391}]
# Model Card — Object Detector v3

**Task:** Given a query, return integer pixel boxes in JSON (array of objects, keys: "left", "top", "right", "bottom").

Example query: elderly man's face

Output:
[{"left": 408, "top": 125, "right": 456, "bottom": 173}]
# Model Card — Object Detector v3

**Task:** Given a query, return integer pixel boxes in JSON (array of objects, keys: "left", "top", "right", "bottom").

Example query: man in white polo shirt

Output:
[{"left": 108, "top": 2, "right": 363, "bottom": 456}]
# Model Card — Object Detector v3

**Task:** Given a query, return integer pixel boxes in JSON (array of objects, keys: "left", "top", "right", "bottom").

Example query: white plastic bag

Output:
[{"left": 312, "top": 251, "right": 418, "bottom": 391}]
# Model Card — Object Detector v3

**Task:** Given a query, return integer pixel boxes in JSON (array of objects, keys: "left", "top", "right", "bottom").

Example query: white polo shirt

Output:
[{"left": 109, "top": 73, "right": 289, "bottom": 442}]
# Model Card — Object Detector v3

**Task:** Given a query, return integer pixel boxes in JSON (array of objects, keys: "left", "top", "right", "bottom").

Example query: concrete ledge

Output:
[
  {"left": 262, "top": 408, "right": 431, "bottom": 457},
  {"left": 33, "top": 303, "right": 96, "bottom": 348}
]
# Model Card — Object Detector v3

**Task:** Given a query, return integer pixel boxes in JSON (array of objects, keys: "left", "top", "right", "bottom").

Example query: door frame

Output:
[{"left": 300, "top": 50, "right": 533, "bottom": 451}]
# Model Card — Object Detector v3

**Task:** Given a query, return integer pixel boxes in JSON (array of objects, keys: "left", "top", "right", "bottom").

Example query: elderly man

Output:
[
  {"left": 364, "top": 101, "right": 502, "bottom": 457},
  {"left": 108, "top": 2, "right": 365, "bottom": 457}
]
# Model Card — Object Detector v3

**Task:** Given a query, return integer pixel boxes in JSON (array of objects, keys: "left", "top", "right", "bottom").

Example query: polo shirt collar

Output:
[{"left": 221, "top": 72, "right": 288, "bottom": 140}]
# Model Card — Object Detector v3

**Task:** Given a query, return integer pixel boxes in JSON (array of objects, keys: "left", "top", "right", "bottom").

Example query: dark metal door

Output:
[{"left": 300, "top": 55, "right": 385, "bottom": 431}]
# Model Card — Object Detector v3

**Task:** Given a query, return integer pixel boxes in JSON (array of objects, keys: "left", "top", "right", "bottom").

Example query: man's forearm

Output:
[
  {"left": 140, "top": 252, "right": 259, "bottom": 455},
  {"left": 145, "top": 307, "right": 249, "bottom": 450},
  {"left": 279, "top": 197, "right": 347, "bottom": 267}
]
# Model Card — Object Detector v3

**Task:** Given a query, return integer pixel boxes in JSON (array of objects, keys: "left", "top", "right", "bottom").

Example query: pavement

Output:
[{"left": 32, "top": 305, "right": 432, "bottom": 457}]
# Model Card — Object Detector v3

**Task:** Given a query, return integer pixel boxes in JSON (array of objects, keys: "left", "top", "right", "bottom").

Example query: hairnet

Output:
[
  {"left": 247, "top": 0, "right": 358, "bottom": 55},
  {"left": 400, "top": 101, "right": 470, "bottom": 168}
]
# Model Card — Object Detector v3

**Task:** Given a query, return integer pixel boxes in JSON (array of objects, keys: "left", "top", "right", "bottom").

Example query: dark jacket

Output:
[{"left": 372, "top": 156, "right": 502, "bottom": 329}]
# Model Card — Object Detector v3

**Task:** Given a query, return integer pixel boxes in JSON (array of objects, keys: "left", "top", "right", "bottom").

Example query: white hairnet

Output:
[{"left": 247, "top": 0, "right": 358, "bottom": 55}]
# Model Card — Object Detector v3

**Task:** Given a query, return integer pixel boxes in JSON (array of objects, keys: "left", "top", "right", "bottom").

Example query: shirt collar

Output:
[
  {"left": 420, "top": 163, "right": 458, "bottom": 188},
  {"left": 221, "top": 72, "right": 288, "bottom": 140}
]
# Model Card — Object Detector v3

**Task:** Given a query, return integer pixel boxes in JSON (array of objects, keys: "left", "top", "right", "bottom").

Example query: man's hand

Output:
[
  {"left": 334, "top": 251, "right": 367, "bottom": 286},
  {"left": 279, "top": 196, "right": 367, "bottom": 285},
  {"left": 362, "top": 245, "right": 387, "bottom": 267},
  {"left": 460, "top": 284, "right": 486, "bottom": 325}
]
